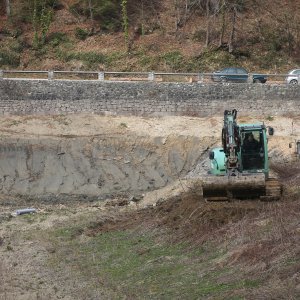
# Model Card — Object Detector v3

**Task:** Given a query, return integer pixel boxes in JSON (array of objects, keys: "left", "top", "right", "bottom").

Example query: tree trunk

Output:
[
  {"left": 5, "top": 0, "right": 11, "bottom": 17},
  {"left": 88, "top": 0, "right": 93, "bottom": 21},
  {"left": 228, "top": 5, "right": 237, "bottom": 53},
  {"left": 205, "top": 0, "right": 211, "bottom": 47},
  {"left": 218, "top": 0, "right": 226, "bottom": 47}
]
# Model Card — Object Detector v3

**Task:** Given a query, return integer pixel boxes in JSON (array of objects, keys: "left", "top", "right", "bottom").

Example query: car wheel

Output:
[
  {"left": 220, "top": 77, "right": 227, "bottom": 82},
  {"left": 290, "top": 79, "right": 298, "bottom": 85}
]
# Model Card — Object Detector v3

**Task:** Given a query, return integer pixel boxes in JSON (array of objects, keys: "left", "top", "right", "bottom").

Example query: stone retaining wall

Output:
[{"left": 0, "top": 79, "right": 299, "bottom": 116}]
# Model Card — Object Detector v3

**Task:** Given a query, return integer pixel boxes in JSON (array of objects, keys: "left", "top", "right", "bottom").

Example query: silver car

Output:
[{"left": 286, "top": 69, "right": 300, "bottom": 84}]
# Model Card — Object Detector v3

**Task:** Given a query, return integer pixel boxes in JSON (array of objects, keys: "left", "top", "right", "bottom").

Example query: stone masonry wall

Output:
[{"left": 0, "top": 79, "right": 300, "bottom": 116}]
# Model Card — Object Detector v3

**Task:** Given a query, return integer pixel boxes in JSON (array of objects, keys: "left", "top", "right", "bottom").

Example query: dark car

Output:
[{"left": 211, "top": 67, "right": 267, "bottom": 83}]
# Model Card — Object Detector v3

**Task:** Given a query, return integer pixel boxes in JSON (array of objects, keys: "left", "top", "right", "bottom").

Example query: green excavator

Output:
[{"left": 202, "top": 109, "right": 282, "bottom": 201}]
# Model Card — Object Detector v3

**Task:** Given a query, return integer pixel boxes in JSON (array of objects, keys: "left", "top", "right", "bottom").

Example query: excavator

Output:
[{"left": 202, "top": 109, "right": 282, "bottom": 201}]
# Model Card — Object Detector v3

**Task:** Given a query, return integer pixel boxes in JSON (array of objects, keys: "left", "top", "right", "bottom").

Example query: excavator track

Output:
[
  {"left": 202, "top": 173, "right": 266, "bottom": 201},
  {"left": 202, "top": 175, "right": 282, "bottom": 202},
  {"left": 260, "top": 177, "right": 282, "bottom": 201}
]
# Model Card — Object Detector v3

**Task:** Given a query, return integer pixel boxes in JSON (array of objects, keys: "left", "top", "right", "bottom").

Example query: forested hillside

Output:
[{"left": 0, "top": 0, "right": 299, "bottom": 72}]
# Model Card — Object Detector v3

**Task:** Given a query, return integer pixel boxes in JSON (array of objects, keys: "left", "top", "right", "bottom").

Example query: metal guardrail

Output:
[{"left": 0, "top": 70, "right": 299, "bottom": 84}]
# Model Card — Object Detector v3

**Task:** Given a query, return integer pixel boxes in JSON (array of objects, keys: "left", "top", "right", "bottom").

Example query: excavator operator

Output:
[
  {"left": 242, "top": 133, "right": 263, "bottom": 169},
  {"left": 243, "top": 133, "right": 260, "bottom": 152}
]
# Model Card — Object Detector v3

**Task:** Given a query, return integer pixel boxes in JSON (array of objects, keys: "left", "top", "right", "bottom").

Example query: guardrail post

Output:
[
  {"left": 0, "top": 70, "right": 3, "bottom": 79},
  {"left": 248, "top": 73, "right": 253, "bottom": 83},
  {"left": 48, "top": 71, "right": 54, "bottom": 80},
  {"left": 148, "top": 72, "right": 155, "bottom": 81},
  {"left": 197, "top": 73, "right": 204, "bottom": 83},
  {"left": 98, "top": 72, "right": 105, "bottom": 81}
]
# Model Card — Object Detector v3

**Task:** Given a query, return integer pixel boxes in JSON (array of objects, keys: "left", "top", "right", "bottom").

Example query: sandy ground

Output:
[{"left": 0, "top": 114, "right": 299, "bottom": 138}]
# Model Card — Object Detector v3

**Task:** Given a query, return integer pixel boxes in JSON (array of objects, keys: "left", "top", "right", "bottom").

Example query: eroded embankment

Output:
[{"left": 0, "top": 134, "right": 214, "bottom": 200}]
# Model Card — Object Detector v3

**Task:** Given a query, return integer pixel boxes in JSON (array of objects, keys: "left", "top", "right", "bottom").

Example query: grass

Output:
[
  {"left": 44, "top": 225, "right": 262, "bottom": 299},
  {"left": 2, "top": 195, "right": 299, "bottom": 299},
  {"left": 3, "top": 182, "right": 297, "bottom": 299}
]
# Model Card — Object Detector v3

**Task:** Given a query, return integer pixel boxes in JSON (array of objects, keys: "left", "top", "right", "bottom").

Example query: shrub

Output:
[
  {"left": 0, "top": 51, "right": 20, "bottom": 67},
  {"left": 192, "top": 30, "right": 206, "bottom": 42},
  {"left": 75, "top": 28, "right": 89, "bottom": 41},
  {"left": 70, "top": 0, "right": 121, "bottom": 31},
  {"left": 161, "top": 51, "right": 184, "bottom": 71},
  {"left": 48, "top": 32, "right": 68, "bottom": 47}
]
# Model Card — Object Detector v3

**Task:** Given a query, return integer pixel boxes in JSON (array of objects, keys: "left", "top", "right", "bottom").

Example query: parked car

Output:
[
  {"left": 211, "top": 67, "right": 267, "bottom": 83},
  {"left": 286, "top": 69, "right": 300, "bottom": 85}
]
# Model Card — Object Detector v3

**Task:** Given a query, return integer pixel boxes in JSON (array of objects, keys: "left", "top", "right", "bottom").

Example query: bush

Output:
[
  {"left": 48, "top": 32, "right": 68, "bottom": 47},
  {"left": 0, "top": 51, "right": 20, "bottom": 67},
  {"left": 70, "top": 0, "right": 121, "bottom": 31},
  {"left": 260, "top": 24, "right": 291, "bottom": 52},
  {"left": 192, "top": 30, "right": 206, "bottom": 42},
  {"left": 161, "top": 51, "right": 184, "bottom": 71},
  {"left": 75, "top": 28, "right": 89, "bottom": 41},
  {"left": 9, "top": 40, "right": 24, "bottom": 53}
]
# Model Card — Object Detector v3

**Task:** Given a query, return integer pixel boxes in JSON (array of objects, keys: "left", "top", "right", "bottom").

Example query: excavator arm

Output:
[{"left": 222, "top": 109, "right": 241, "bottom": 175}]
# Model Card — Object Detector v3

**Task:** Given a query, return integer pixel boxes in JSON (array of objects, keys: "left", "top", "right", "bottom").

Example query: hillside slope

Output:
[{"left": 0, "top": 0, "right": 299, "bottom": 72}]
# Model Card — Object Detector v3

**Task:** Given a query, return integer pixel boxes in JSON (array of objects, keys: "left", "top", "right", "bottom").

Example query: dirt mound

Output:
[
  {"left": 86, "top": 186, "right": 262, "bottom": 246},
  {"left": 271, "top": 161, "right": 300, "bottom": 185}
]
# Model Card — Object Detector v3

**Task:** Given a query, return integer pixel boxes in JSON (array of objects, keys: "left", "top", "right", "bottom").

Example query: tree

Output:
[
  {"left": 32, "top": 0, "right": 53, "bottom": 48},
  {"left": 87, "top": 0, "right": 93, "bottom": 21},
  {"left": 121, "top": 0, "right": 129, "bottom": 50},
  {"left": 5, "top": 0, "right": 11, "bottom": 17},
  {"left": 228, "top": 2, "right": 237, "bottom": 53},
  {"left": 218, "top": 0, "right": 226, "bottom": 47},
  {"left": 205, "top": 0, "right": 210, "bottom": 47}
]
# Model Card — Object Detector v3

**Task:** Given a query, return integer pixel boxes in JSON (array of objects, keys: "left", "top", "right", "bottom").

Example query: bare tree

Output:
[
  {"left": 218, "top": 0, "right": 226, "bottom": 47},
  {"left": 204, "top": 0, "right": 220, "bottom": 47},
  {"left": 87, "top": 0, "right": 93, "bottom": 21},
  {"left": 228, "top": 3, "right": 237, "bottom": 52},
  {"left": 205, "top": 0, "right": 211, "bottom": 47},
  {"left": 5, "top": 0, "right": 11, "bottom": 17}
]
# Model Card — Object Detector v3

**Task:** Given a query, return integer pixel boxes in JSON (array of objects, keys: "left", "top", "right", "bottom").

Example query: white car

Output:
[{"left": 286, "top": 69, "right": 300, "bottom": 84}]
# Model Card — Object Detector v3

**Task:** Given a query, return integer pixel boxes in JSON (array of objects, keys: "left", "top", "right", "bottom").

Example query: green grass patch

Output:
[
  {"left": 160, "top": 51, "right": 184, "bottom": 72},
  {"left": 46, "top": 226, "right": 261, "bottom": 298},
  {"left": 48, "top": 32, "right": 69, "bottom": 47},
  {"left": 56, "top": 49, "right": 106, "bottom": 67},
  {"left": 74, "top": 28, "right": 89, "bottom": 41}
]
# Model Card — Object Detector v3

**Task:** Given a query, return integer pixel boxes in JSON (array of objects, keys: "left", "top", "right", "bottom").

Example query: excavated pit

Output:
[
  {"left": 0, "top": 134, "right": 214, "bottom": 201},
  {"left": 0, "top": 114, "right": 297, "bottom": 203}
]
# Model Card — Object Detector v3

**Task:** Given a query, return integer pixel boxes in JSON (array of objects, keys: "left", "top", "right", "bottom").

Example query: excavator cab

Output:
[{"left": 240, "top": 129, "right": 266, "bottom": 172}]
